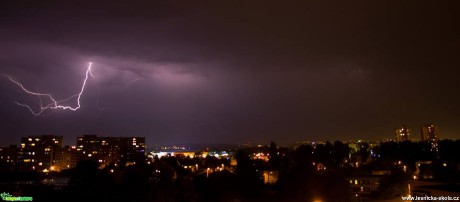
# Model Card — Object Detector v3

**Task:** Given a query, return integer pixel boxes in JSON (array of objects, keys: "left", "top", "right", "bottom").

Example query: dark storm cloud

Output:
[{"left": 1, "top": 0, "right": 459, "bottom": 146}]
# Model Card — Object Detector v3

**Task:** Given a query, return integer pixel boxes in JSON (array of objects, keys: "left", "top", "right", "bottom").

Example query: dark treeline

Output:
[{"left": 0, "top": 140, "right": 459, "bottom": 201}]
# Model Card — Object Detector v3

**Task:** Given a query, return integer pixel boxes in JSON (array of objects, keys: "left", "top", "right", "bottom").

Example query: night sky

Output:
[{"left": 1, "top": 0, "right": 459, "bottom": 146}]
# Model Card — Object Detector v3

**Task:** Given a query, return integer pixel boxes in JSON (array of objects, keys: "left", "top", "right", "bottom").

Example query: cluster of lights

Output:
[
  {"left": 205, "top": 164, "right": 227, "bottom": 177},
  {"left": 253, "top": 152, "right": 270, "bottom": 161}
]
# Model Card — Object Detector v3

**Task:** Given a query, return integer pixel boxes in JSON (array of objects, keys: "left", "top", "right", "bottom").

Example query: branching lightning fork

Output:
[{"left": 5, "top": 62, "right": 94, "bottom": 115}]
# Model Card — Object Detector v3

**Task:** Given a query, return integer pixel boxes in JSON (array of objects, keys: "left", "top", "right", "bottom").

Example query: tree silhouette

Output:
[
  {"left": 332, "top": 141, "right": 350, "bottom": 168},
  {"left": 235, "top": 149, "right": 263, "bottom": 196},
  {"left": 269, "top": 141, "right": 281, "bottom": 170}
]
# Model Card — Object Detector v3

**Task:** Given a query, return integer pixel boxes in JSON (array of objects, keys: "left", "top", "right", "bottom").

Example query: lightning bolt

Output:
[{"left": 5, "top": 62, "right": 94, "bottom": 115}]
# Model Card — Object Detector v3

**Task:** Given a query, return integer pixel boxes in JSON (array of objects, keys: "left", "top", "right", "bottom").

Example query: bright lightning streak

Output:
[{"left": 5, "top": 62, "right": 94, "bottom": 115}]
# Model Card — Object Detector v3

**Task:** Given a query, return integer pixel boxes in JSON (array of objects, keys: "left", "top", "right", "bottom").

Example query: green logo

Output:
[{"left": 0, "top": 192, "right": 33, "bottom": 201}]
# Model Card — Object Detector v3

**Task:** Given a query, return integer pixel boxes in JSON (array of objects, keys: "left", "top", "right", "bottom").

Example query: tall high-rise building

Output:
[
  {"left": 421, "top": 124, "right": 439, "bottom": 152},
  {"left": 0, "top": 145, "right": 18, "bottom": 165},
  {"left": 395, "top": 125, "right": 411, "bottom": 142},
  {"left": 421, "top": 124, "right": 439, "bottom": 141},
  {"left": 77, "top": 135, "right": 146, "bottom": 167},
  {"left": 53, "top": 145, "right": 78, "bottom": 171},
  {"left": 18, "top": 135, "right": 63, "bottom": 171}
]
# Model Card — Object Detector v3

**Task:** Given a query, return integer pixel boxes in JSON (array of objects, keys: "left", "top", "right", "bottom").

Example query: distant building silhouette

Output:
[
  {"left": 421, "top": 124, "right": 439, "bottom": 142},
  {"left": 395, "top": 125, "right": 411, "bottom": 141},
  {"left": 54, "top": 145, "right": 78, "bottom": 170},
  {"left": 18, "top": 135, "right": 64, "bottom": 171},
  {"left": 77, "top": 135, "right": 146, "bottom": 167},
  {"left": 0, "top": 145, "right": 18, "bottom": 164},
  {"left": 421, "top": 124, "right": 439, "bottom": 152}
]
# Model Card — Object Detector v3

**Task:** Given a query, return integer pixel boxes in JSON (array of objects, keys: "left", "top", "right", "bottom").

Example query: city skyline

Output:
[
  {"left": 0, "top": 123, "right": 451, "bottom": 147},
  {"left": 1, "top": 1, "right": 459, "bottom": 146}
]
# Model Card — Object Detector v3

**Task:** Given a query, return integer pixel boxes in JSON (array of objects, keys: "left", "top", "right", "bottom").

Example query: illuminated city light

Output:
[{"left": 5, "top": 62, "right": 94, "bottom": 115}]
